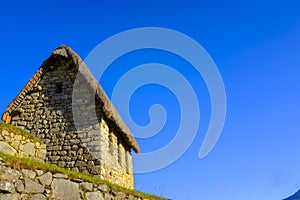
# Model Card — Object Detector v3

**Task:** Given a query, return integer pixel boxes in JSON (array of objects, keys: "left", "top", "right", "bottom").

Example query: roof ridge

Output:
[
  {"left": 2, "top": 46, "right": 140, "bottom": 153},
  {"left": 4, "top": 59, "right": 48, "bottom": 116}
]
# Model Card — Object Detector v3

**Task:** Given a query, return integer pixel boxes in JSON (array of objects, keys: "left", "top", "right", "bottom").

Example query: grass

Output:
[
  {"left": 0, "top": 152, "right": 167, "bottom": 200},
  {"left": 0, "top": 122, "right": 43, "bottom": 143},
  {"left": 0, "top": 123, "right": 168, "bottom": 199}
]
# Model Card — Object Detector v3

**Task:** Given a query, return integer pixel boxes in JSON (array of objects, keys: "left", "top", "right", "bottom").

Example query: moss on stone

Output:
[
  {"left": 0, "top": 152, "right": 167, "bottom": 200},
  {"left": 0, "top": 122, "right": 43, "bottom": 143}
]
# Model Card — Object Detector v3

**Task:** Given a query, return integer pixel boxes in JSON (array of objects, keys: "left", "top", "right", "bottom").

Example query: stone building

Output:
[{"left": 1, "top": 46, "right": 139, "bottom": 189}]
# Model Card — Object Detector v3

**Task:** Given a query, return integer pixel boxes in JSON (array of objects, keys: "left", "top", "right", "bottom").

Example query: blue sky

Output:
[{"left": 1, "top": 1, "right": 300, "bottom": 199}]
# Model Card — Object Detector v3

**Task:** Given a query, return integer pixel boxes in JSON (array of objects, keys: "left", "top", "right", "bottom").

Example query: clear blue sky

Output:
[{"left": 1, "top": 1, "right": 300, "bottom": 199}]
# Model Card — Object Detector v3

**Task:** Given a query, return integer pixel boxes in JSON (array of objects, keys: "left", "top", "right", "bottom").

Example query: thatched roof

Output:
[{"left": 2, "top": 46, "right": 140, "bottom": 153}]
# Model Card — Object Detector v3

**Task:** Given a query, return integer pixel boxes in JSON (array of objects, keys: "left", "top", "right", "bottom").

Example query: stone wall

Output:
[
  {"left": 0, "top": 125, "right": 46, "bottom": 161},
  {"left": 0, "top": 161, "right": 152, "bottom": 200},
  {"left": 0, "top": 124, "right": 162, "bottom": 199},
  {"left": 8, "top": 54, "right": 134, "bottom": 189}
]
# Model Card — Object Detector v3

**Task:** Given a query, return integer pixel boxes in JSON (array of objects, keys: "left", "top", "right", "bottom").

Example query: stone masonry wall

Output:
[
  {"left": 0, "top": 125, "right": 46, "bottom": 161},
  {"left": 0, "top": 160, "right": 151, "bottom": 200},
  {"left": 9, "top": 55, "right": 134, "bottom": 189},
  {"left": 0, "top": 124, "right": 159, "bottom": 199}
]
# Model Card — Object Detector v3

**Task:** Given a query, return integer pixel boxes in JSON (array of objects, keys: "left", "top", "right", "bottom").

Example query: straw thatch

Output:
[{"left": 3, "top": 46, "right": 140, "bottom": 153}]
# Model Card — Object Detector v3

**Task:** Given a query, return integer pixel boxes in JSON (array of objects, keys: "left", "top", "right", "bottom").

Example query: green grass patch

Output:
[
  {"left": 0, "top": 122, "right": 43, "bottom": 143},
  {"left": 0, "top": 152, "right": 167, "bottom": 200}
]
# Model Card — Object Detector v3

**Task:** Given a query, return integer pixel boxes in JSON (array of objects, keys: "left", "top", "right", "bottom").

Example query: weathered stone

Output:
[
  {"left": 70, "top": 139, "right": 80, "bottom": 145},
  {"left": 3, "top": 136, "right": 12, "bottom": 143},
  {"left": 63, "top": 146, "right": 71, "bottom": 150},
  {"left": 128, "top": 195, "right": 136, "bottom": 200},
  {"left": 31, "top": 193, "right": 47, "bottom": 200},
  {"left": 104, "top": 193, "right": 113, "bottom": 200},
  {"left": 47, "top": 145, "right": 61, "bottom": 151},
  {"left": 90, "top": 166, "right": 101, "bottom": 174},
  {"left": 36, "top": 149, "right": 46, "bottom": 159},
  {"left": 0, "top": 180, "right": 15, "bottom": 193},
  {"left": 86, "top": 191, "right": 104, "bottom": 200},
  {"left": 0, "top": 167, "right": 22, "bottom": 182},
  {"left": 35, "top": 170, "right": 44, "bottom": 176},
  {"left": 80, "top": 182, "right": 93, "bottom": 192},
  {"left": 18, "top": 151, "right": 28, "bottom": 158},
  {"left": 53, "top": 173, "right": 68, "bottom": 179},
  {"left": 75, "top": 161, "right": 87, "bottom": 167},
  {"left": 48, "top": 156, "right": 60, "bottom": 161},
  {"left": 81, "top": 169, "right": 89, "bottom": 175},
  {"left": 51, "top": 179, "right": 80, "bottom": 200},
  {"left": 111, "top": 189, "right": 118, "bottom": 196},
  {"left": 10, "top": 140, "right": 20, "bottom": 149},
  {"left": 17, "top": 121, "right": 26, "bottom": 126},
  {"left": 27, "top": 170, "right": 36, "bottom": 179},
  {"left": 115, "top": 191, "right": 126, "bottom": 200},
  {"left": 72, "top": 178, "right": 83, "bottom": 183},
  {"left": 15, "top": 180, "right": 24, "bottom": 192},
  {"left": 22, "top": 169, "right": 36, "bottom": 179},
  {"left": 9, "top": 132, "right": 15, "bottom": 137},
  {"left": 0, "top": 193, "right": 20, "bottom": 200},
  {"left": 21, "top": 194, "right": 30, "bottom": 200},
  {"left": 98, "top": 184, "right": 108, "bottom": 192},
  {"left": 14, "top": 135, "right": 23, "bottom": 141},
  {"left": 24, "top": 178, "right": 44, "bottom": 194},
  {"left": 0, "top": 141, "right": 16, "bottom": 155},
  {"left": 1, "top": 130, "right": 9, "bottom": 136},
  {"left": 38, "top": 172, "right": 52, "bottom": 186},
  {"left": 88, "top": 140, "right": 100, "bottom": 146},
  {"left": 22, "top": 143, "right": 35, "bottom": 156},
  {"left": 0, "top": 134, "right": 4, "bottom": 141},
  {"left": 57, "top": 161, "right": 66, "bottom": 167}
]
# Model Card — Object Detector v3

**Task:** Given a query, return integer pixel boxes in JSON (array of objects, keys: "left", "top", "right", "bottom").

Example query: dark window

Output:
[{"left": 55, "top": 82, "right": 63, "bottom": 93}]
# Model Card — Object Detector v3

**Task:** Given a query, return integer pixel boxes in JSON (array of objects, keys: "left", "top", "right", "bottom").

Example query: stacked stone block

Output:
[
  {"left": 0, "top": 126, "right": 46, "bottom": 161},
  {"left": 8, "top": 53, "right": 134, "bottom": 189},
  {"left": 0, "top": 161, "right": 150, "bottom": 200}
]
